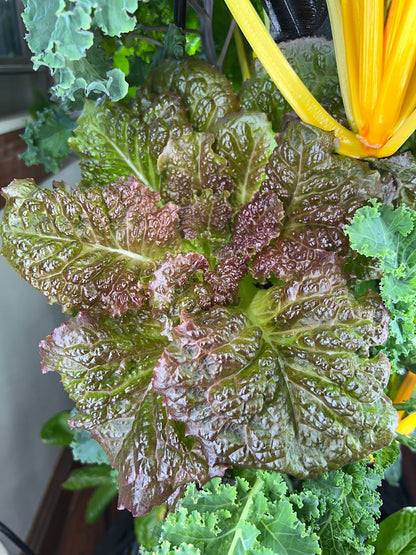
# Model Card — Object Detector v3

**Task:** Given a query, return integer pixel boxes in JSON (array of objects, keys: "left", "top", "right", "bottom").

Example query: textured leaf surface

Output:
[
  {"left": 298, "top": 460, "right": 388, "bottom": 554},
  {"left": 213, "top": 111, "right": 276, "bottom": 207},
  {"left": 251, "top": 122, "right": 388, "bottom": 281},
  {"left": 370, "top": 152, "right": 416, "bottom": 210},
  {"left": 157, "top": 129, "right": 234, "bottom": 241},
  {"left": 146, "top": 57, "right": 240, "bottom": 131},
  {"left": 40, "top": 308, "right": 223, "bottom": 515},
  {"left": 148, "top": 472, "right": 320, "bottom": 555},
  {"left": 345, "top": 202, "right": 416, "bottom": 370},
  {"left": 240, "top": 38, "right": 344, "bottom": 131},
  {"left": 21, "top": 0, "right": 138, "bottom": 101},
  {"left": 1, "top": 176, "right": 181, "bottom": 315},
  {"left": 154, "top": 258, "right": 396, "bottom": 477},
  {"left": 20, "top": 106, "right": 76, "bottom": 173},
  {"left": 70, "top": 94, "right": 191, "bottom": 189}
]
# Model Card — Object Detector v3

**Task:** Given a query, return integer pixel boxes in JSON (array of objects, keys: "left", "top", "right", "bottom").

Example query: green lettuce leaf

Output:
[
  {"left": 147, "top": 471, "right": 320, "bottom": 555},
  {"left": 239, "top": 38, "right": 344, "bottom": 132},
  {"left": 146, "top": 57, "right": 240, "bottom": 132},
  {"left": 345, "top": 202, "right": 416, "bottom": 369},
  {"left": 69, "top": 93, "right": 191, "bottom": 190},
  {"left": 154, "top": 257, "right": 397, "bottom": 478},
  {"left": 213, "top": 111, "right": 276, "bottom": 207},
  {"left": 41, "top": 308, "right": 224, "bottom": 516},
  {"left": 1, "top": 176, "right": 181, "bottom": 315}
]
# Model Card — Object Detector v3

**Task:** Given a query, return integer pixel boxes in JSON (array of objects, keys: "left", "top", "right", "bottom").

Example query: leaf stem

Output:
[
  {"left": 396, "top": 411, "right": 416, "bottom": 436},
  {"left": 218, "top": 19, "right": 236, "bottom": 71},
  {"left": 233, "top": 25, "right": 250, "bottom": 82},
  {"left": 223, "top": 0, "right": 368, "bottom": 158},
  {"left": 227, "top": 477, "right": 262, "bottom": 554}
]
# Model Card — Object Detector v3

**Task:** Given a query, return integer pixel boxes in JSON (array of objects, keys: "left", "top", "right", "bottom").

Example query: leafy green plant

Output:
[{"left": 4, "top": 0, "right": 416, "bottom": 553}]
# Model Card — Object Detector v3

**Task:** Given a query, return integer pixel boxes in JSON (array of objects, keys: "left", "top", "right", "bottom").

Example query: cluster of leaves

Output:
[
  {"left": 40, "top": 410, "right": 117, "bottom": 523},
  {"left": 20, "top": 105, "right": 77, "bottom": 173},
  {"left": 22, "top": 0, "right": 177, "bottom": 102},
  {"left": 143, "top": 446, "right": 399, "bottom": 554},
  {"left": 1, "top": 52, "right": 401, "bottom": 518},
  {"left": 346, "top": 199, "right": 416, "bottom": 372}
]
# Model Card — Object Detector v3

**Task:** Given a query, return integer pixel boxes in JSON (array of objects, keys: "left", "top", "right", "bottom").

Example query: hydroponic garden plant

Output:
[{"left": 2, "top": 0, "right": 416, "bottom": 552}]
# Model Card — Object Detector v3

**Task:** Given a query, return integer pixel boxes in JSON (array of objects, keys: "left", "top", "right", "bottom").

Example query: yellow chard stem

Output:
[
  {"left": 341, "top": 0, "right": 363, "bottom": 132},
  {"left": 393, "top": 371, "right": 416, "bottom": 421},
  {"left": 326, "top": 0, "right": 357, "bottom": 132},
  {"left": 394, "top": 67, "right": 416, "bottom": 133},
  {"left": 367, "top": 2, "right": 416, "bottom": 147},
  {"left": 384, "top": 0, "right": 405, "bottom": 64},
  {"left": 223, "top": 0, "right": 368, "bottom": 158},
  {"left": 396, "top": 411, "right": 416, "bottom": 436},
  {"left": 359, "top": 0, "right": 384, "bottom": 135}
]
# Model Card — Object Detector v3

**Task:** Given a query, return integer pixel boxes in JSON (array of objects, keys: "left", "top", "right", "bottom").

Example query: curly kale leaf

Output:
[
  {"left": 41, "top": 308, "right": 225, "bottom": 516},
  {"left": 154, "top": 257, "right": 397, "bottom": 478},
  {"left": 145, "top": 471, "right": 321, "bottom": 555},
  {"left": 0, "top": 176, "right": 182, "bottom": 315},
  {"left": 298, "top": 457, "right": 392, "bottom": 555},
  {"left": 22, "top": 0, "right": 144, "bottom": 101},
  {"left": 345, "top": 201, "right": 416, "bottom": 370},
  {"left": 20, "top": 105, "right": 76, "bottom": 173},
  {"left": 239, "top": 38, "right": 344, "bottom": 131}
]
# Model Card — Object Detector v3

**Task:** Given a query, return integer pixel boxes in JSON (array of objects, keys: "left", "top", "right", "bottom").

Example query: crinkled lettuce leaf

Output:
[
  {"left": 251, "top": 121, "right": 391, "bottom": 281},
  {"left": 0, "top": 176, "right": 181, "bottom": 315},
  {"left": 41, "top": 308, "right": 224, "bottom": 516},
  {"left": 213, "top": 111, "right": 276, "bottom": 207},
  {"left": 145, "top": 57, "right": 240, "bottom": 132},
  {"left": 154, "top": 257, "right": 396, "bottom": 477},
  {"left": 369, "top": 152, "right": 416, "bottom": 210},
  {"left": 69, "top": 92, "right": 191, "bottom": 190}
]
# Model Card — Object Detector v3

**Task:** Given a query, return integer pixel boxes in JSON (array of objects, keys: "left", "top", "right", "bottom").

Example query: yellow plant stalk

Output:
[
  {"left": 396, "top": 411, "right": 416, "bottom": 436},
  {"left": 393, "top": 371, "right": 416, "bottom": 421},
  {"left": 224, "top": 0, "right": 416, "bottom": 159}
]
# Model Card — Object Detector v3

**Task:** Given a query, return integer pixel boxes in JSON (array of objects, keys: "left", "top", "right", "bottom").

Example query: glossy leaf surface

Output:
[
  {"left": 251, "top": 121, "right": 389, "bottom": 281},
  {"left": 240, "top": 38, "right": 343, "bottom": 131},
  {"left": 70, "top": 93, "right": 191, "bottom": 190},
  {"left": 40, "top": 308, "right": 223, "bottom": 515},
  {"left": 146, "top": 57, "right": 240, "bottom": 131},
  {"left": 1, "top": 176, "right": 181, "bottom": 315},
  {"left": 154, "top": 258, "right": 397, "bottom": 477}
]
